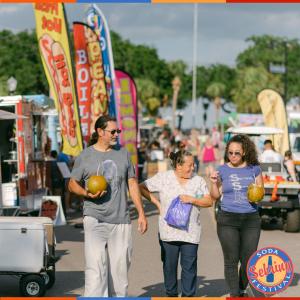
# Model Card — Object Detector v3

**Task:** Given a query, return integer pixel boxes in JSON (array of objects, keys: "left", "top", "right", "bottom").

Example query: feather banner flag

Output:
[
  {"left": 73, "top": 22, "right": 109, "bottom": 146},
  {"left": 115, "top": 70, "right": 138, "bottom": 171},
  {"left": 34, "top": 3, "right": 83, "bottom": 156},
  {"left": 257, "top": 89, "right": 290, "bottom": 155},
  {"left": 86, "top": 4, "right": 117, "bottom": 118}
]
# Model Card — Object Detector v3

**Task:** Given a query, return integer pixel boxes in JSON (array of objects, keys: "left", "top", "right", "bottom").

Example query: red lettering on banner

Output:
[
  {"left": 40, "top": 36, "right": 68, "bottom": 130},
  {"left": 42, "top": 16, "right": 62, "bottom": 34},
  {"left": 54, "top": 54, "right": 70, "bottom": 87},
  {"left": 74, "top": 24, "right": 93, "bottom": 146},
  {"left": 35, "top": 3, "right": 59, "bottom": 16},
  {"left": 62, "top": 93, "right": 76, "bottom": 138}
]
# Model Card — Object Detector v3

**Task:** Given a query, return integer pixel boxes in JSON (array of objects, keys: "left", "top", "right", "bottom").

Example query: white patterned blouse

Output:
[{"left": 144, "top": 170, "right": 209, "bottom": 244}]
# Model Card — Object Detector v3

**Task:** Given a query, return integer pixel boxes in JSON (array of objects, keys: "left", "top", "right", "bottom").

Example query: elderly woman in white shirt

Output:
[{"left": 139, "top": 150, "right": 213, "bottom": 297}]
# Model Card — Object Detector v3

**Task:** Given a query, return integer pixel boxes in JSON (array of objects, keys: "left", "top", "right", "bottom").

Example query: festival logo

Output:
[{"left": 247, "top": 246, "right": 294, "bottom": 295}]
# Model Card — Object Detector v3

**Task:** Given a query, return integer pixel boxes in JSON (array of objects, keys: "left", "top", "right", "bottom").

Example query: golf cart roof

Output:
[{"left": 226, "top": 126, "right": 284, "bottom": 136}]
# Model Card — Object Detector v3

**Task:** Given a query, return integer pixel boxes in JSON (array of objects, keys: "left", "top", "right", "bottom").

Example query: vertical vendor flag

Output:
[
  {"left": 257, "top": 89, "right": 290, "bottom": 156},
  {"left": 115, "top": 70, "right": 138, "bottom": 171},
  {"left": 73, "top": 22, "right": 109, "bottom": 144},
  {"left": 34, "top": 3, "right": 83, "bottom": 156},
  {"left": 86, "top": 4, "right": 117, "bottom": 118}
]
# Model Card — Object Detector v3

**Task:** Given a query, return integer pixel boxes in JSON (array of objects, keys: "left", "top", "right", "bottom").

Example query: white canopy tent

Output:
[{"left": 0, "top": 109, "right": 27, "bottom": 120}]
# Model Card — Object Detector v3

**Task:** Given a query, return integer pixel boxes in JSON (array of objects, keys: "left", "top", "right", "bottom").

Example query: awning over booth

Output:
[{"left": 0, "top": 109, "right": 27, "bottom": 120}]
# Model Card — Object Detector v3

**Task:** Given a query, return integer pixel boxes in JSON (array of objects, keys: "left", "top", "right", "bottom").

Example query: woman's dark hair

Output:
[
  {"left": 224, "top": 134, "right": 259, "bottom": 165},
  {"left": 284, "top": 150, "right": 293, "bottom": 159},
  {"left": 88, "top": 115, "right": 117, "bottom": 146},
  {"left": 169, "top": 150, "right": 193, "bottom": 169}
]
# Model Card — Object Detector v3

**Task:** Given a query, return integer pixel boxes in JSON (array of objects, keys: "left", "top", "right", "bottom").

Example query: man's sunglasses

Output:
[
  {"left": 228, "top": 151, "right": 242, "bottom": 157},
  {"left": 104, "top": 129, "right": 122, "bottom": 135}
]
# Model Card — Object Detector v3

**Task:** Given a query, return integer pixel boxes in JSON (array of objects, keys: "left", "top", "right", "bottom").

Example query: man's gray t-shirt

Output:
[{"left": 71, "top": 146, "right": 135, "bottom": 224}]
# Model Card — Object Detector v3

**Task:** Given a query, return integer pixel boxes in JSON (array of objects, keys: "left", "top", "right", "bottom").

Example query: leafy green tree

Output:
[
  {"left": 0, "top": 30, "right": 48, "bottom": 95},
  {"left": 231, "top": 66, "right": 282, "bottom": 113},
  {"left": 196, "top": 64, "right": 235, "bottom": 101},
  {"left": 236, "top": 35, "right": 300, "bottom": 101},
  {"left": 0, "top": 76, "right": 8, "bottom": 95},
  {"left": 111, "top": 31, "right": 188, "bottom": 111},
  {"left": 111, "top": 31, "right": 173, "bottom": 99}
]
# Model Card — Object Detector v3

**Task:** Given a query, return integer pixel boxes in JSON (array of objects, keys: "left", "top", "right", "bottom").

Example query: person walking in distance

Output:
[
  {"left": 201, "top": 137, "right": 217, "bottom": 177},
  {"left": 209, "top": 134, "right": 263, "bottom": 297},
  {"left": 69, "top": 115, "right": 147, "bottom": 297}
]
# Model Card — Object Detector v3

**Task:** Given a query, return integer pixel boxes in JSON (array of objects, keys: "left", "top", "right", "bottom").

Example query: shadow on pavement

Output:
[
  {"left": 130, "top": 200, "right": 159, "bottom": 220},
  {"left": 291, "top": 272, "right": 300, "bottom": 287},
  {"left": 54, "top": 249, "right": 70, "bottom": 261},
  {"left": 54, "top": 214, "right": 84, "bottom": 243},
  {"left": 138, "top": 276, "right": 228, "bottom": 297},
  {"left": 261, "top": 221, "right": 283, "bottom": 231},
  {"left": 47, "top": 270, "right": 84, "bottom": 296}
]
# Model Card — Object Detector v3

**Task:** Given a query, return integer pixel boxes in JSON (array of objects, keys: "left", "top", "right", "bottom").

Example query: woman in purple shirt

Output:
[{"left": 209, "top": 134, "right": 263, "bottom": 297}]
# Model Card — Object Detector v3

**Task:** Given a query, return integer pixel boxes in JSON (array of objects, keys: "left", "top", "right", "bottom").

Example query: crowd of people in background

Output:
[
  {"left": 138, "top": 125, "right": 300, "bottom": 183},
  {"left": 138, "top": 126, "right": 224, "bottom": 182}
]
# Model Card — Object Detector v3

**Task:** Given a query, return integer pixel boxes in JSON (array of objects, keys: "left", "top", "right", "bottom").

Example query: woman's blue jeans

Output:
[
  {"left": 159, "top": 239, "right": 198, "bottom": 297},
  {"left": 217, "top": 210, "right": 261, "bottom": 297}
]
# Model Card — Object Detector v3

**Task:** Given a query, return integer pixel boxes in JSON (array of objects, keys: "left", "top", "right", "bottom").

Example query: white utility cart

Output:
[{"left": 0, "top": 217, "right": 56, "bottom": 296}]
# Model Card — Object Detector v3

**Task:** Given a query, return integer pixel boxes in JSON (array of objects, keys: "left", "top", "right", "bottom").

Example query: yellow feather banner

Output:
[
  {"left": 257, "top": 89, "right": 290, "bottom": 156},
  {"left": 34, "top": 3, "right": 83, "bottom": 156}
]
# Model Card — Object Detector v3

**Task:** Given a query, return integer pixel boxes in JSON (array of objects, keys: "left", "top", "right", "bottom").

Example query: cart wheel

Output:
[
  {"left": 19, "top": 274, "right": 46, "bottom": 297},
  {"left": 44, "top": 265, "right": 56, "bottom": 289}
]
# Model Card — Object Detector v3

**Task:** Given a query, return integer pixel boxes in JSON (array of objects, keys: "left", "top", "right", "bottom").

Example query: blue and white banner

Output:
[{"left": 86, "top": 4, "right": 117, "bottom": 117}]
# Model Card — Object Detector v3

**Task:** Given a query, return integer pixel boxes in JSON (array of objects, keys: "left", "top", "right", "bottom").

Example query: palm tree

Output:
[
  {"left": 231, "top": 66, "right": 282, "bottom": 113},
  {"left": 135, "top": 78, "right": 160, "bottom": 116},
  {"left": 206, "top": 82, "right": 226, "bottom": 125}
]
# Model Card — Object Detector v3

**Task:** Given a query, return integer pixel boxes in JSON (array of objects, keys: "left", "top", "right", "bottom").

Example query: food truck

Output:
[{"left": 0, "top": 95, "right": 51, "bottom": 213}]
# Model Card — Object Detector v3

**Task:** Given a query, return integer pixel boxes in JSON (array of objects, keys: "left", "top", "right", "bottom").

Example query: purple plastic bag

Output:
[{"left": 164, "top": 196, "right": 192, "bottom": 231}]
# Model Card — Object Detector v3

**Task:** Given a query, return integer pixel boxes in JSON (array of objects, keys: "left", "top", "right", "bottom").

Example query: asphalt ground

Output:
[{"left": 0, "top": 201, "right": 299, "bottom": 297}]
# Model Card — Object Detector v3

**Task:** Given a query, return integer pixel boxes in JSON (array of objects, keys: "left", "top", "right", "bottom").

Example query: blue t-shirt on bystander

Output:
[{"left": 218, "top": 164, "right": 262, "bottom": 213}]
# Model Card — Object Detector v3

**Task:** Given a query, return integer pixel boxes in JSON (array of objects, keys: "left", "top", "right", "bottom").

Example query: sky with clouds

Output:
[{"left": 1, "top": 3, "right": 300, "bottom": 68}]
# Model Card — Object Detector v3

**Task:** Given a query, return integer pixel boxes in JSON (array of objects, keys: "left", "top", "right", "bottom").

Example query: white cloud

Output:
[{"left": 0, "top": 5, "right": 23, "bottom": 15}]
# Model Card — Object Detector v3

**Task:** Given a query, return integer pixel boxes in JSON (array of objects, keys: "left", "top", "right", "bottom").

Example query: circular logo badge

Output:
[{"left": 247, "top": 246, "right": 294, "bottom": 295}]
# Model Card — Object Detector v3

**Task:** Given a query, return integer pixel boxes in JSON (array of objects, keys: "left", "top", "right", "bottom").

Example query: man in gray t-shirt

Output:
[{"left": 69, "top": 115, "right": 147, "bottom": 297}]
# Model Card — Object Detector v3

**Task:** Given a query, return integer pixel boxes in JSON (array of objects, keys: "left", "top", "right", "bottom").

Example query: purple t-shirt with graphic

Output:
[{"left": 218, "top": 164, "right": 262, "bottom": 213}]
